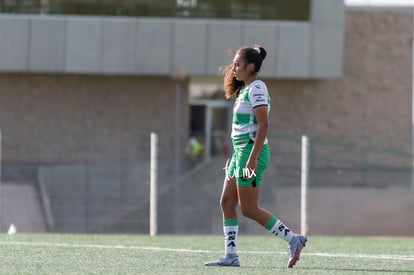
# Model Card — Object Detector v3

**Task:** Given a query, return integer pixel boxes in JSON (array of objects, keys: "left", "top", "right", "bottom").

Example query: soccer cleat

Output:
[
  {"left": 287, "top": 234, "right": 307, "bottom": 268},
  {"left": 204, "top": 255, "right": 240, "bottom": 267}
]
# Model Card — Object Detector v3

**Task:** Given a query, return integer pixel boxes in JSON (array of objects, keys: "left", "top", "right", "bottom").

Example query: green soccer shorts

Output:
[{"left": 225, "top": 142, "right": 270, "bottom": 187}]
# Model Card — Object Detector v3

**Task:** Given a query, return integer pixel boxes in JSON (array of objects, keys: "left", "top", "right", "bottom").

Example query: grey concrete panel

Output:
[
  {"left": 86, "top": 197, "right": 122, "bottom": 219},
  {"left": 0, "top": 14, "right": 344, "bottom": 78},
  {"left": 38, "top": 164, "right": 87, "bottom": 225},
  {"left": 38, "top": 164, "right": 149, "bottom": 232},
  {"left": 100, "top": 18, "right": 137, "bottom": 74},
  {"left": 136, "top": 19, "right": 172, "bottom": 75},
  {"left": 41, "top": 165, "right": 89, "bottom": 231},
  {"left": 243, "top": 22, "right": 279, "bottom": 78},
  {"left": 49, "top": 165, "right": 88, "bottom": 194},
  {"left": 311, "top": 0, "right": 345, "bottom": 26},
  {"left": 29, "top": 17, "right": 65, "bottom": 72},
  {"left": 65, "top": 17, "right": 101, "bottom": 73},
  {"left": 87, "top": 165, "right": 121, "bottom": 196},
  {"left": 0, "top": 16, "right": 29, "bottom": 71},
  {"left": 277, "top": 23, "right": 311, "bottom": 78},
  {"left": 172, "top": 20, "right": 208, "bottom": 76},
  {"left": 37, "top": 168, "right": 53, "bottom": 193},
  {"left": 120, "top": 164, "right": 149, "bottom": 195},
  {"left": 206, "top": 21, "right": 243, "bottom": 75},
  {"left": 51, "top": 196, "right": 87, "bottom": 228},
  {"left": 311, "top": 25, "right": 344, "bottom": 78},
  {"left": 1, "top": 184, "right": 46, "bottom": 232}
]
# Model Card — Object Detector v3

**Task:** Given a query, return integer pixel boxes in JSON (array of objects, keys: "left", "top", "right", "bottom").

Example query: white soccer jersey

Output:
[{"left": 231, "top": 79, "right": 270, "bottom": 148}]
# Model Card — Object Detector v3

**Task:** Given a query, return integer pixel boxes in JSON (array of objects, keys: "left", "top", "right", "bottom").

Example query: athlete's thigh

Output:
[
  {"left": 222, "top": 154, "right": 238, "bottom": 204},
  {"left": 221, "top": 176, "right": 238, "bottom": 204},
  {"left": 220, "top": 177, "right": 238, "bottom": 220}
]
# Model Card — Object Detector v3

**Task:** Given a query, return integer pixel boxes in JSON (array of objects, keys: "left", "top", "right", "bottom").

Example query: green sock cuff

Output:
[
  {"left": 264, "top": 215, "right": 278, "bottom": 230},
  {"left": 223, "top": 218, "right": 239, "bottom": 226}
]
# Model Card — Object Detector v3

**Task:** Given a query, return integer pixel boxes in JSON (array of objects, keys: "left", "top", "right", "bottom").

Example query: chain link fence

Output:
[{"left": 0, "top": 129, "right": 412, "bottom": 234}]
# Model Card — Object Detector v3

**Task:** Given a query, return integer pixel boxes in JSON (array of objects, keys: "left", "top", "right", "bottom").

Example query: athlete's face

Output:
[{"left": 232, "top": 53, "right": 254, "bottom": 82}]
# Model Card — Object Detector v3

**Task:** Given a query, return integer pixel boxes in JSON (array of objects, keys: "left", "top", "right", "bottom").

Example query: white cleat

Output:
[
  {"left": 204, "top": 255, "right": 240, "bottom": 267},
  {"left": 287, "top": 235, "right": 307, "bottom": 268}
]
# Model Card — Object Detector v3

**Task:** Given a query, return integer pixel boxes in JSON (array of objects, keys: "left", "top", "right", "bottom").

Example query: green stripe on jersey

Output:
[{"left": 233, "top": 112, "right": 251, "bottom": 125}]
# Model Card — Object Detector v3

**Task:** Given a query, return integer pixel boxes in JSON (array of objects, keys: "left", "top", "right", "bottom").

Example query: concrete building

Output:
[{"left": 0, "top": 1, "right": 412, "bottom": 235}]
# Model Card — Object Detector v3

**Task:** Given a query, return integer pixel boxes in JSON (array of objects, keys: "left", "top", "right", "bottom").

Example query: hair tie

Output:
[{"left": 254, "top": 47, "right": 261, "bottom": 54}]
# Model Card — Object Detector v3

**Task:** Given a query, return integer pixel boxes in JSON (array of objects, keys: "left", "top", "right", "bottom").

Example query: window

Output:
[{"left": 0, "top": 0, "right": 310, "bottom": 21}]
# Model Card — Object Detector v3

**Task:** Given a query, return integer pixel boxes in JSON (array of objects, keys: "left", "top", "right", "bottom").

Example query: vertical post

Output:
[
  {"left": 174, "top": 80, "right": 182, "bottom": 233},
  {"left": 0, "top": 131, "right": 2, "bottom": 231},
  {"left": 172, "top": 67, "right": 186, "bottom": 233},
  {"left": 205, "top": 104, "right": 212, "bottom": 161},
  {"left": 301, "top": 135, "right": 309, "bottom": 236},
  {"left": 412, "top": 7, "right": 414, "bottom": 189},
  {"left": 150, "top": 132, "right": 158, "bottom": 236}
]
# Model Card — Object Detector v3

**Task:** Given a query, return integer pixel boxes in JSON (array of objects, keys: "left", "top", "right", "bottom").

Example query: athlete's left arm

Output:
[{"left": 246, "top": 105, "right": 268, "bottom": 171}]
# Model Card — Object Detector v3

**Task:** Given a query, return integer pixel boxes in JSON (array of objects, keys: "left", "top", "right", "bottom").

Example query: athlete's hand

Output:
[{"left": 245, "top": 158, "right": 257, "bottom": 178}]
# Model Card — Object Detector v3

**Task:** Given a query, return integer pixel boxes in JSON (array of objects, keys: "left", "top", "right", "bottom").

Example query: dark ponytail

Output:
[{"left": 244, "top": 46, "right": 266, "bottom": 73}]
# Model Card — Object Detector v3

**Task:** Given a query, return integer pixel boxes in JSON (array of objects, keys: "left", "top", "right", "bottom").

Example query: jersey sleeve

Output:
[{"left": 248, "top": 82, "right": 269, "bottom": 108}]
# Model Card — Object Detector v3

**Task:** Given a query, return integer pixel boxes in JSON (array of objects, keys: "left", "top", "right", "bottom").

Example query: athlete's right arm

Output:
[{"left": 245, "top": 105, "right": 268, "bottom": 171}]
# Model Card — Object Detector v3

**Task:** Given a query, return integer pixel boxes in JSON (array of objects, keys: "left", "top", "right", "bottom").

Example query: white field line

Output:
[{"left": 0, "top": 241, "right": 413, "bottom": 262}]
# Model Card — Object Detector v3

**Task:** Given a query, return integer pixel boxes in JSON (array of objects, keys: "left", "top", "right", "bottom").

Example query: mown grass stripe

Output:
[{"left": 1, "top": 241, "right": 413, "bottom": 262}]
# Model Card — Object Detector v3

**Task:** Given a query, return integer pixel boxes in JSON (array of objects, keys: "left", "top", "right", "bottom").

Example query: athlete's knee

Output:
[
  {"left": 220, "top": 177, "right": 237, "bottom": 211},
  {"left": 220, "top": 195, "right": 237, "bottom": 212},
  {"left": 240, "top": 204, "right": 259, "bottom": 220}
]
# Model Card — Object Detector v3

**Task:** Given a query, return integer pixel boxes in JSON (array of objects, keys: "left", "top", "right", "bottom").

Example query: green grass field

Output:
[{"left": 0, "top": 234, "right": 413, "bottom": 274}]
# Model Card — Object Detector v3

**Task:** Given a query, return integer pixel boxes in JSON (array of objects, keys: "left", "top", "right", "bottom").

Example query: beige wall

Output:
[
  {"left": 266, "top": 9, "right": 411, "bottom": 155},
  {"left": 0, "top": 74, "right": 189, "bottom": 171}
]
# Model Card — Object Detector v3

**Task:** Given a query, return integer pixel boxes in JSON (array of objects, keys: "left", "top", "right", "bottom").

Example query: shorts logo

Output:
[{"left": 223, "top": 159, "right": 256, "bottom": 181}]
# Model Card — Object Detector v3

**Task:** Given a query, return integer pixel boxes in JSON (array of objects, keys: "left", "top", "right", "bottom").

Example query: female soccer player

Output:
[{"left": 204, "top": 46, "right": 307, "bottom": 268}]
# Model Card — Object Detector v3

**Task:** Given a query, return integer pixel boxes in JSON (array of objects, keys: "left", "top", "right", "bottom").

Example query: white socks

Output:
[
  {"left": 224, "top": 225, "right": 239, "bottom": 256},
  {"left": 269, "top": 219, "right": 294, "bottom": 243}
]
